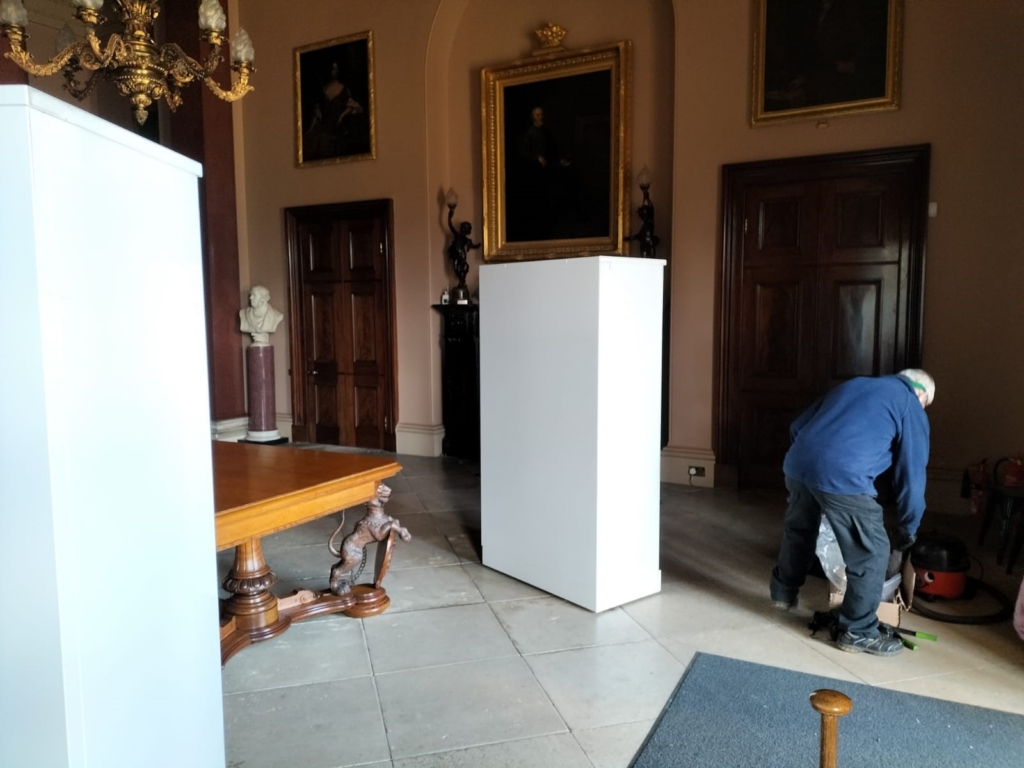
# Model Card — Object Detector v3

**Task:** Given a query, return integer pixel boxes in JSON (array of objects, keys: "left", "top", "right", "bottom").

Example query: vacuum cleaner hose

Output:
[{"left": 910, "top": 576, "right": 1014, "bottom": 624}]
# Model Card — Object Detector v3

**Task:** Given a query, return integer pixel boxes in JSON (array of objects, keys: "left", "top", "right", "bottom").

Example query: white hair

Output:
[{"left": 897, "top": 369, "right": 935, "bottom": 406}]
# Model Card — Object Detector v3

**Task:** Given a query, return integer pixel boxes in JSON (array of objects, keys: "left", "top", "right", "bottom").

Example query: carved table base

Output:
[
  {"left": 275, "top": 583, "right": 390, "bottom": 621},
  {"left": 219, "top": 524, "right": 399, "bottom": 665}
]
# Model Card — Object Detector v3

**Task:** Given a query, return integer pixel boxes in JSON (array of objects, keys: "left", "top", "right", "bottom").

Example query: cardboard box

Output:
[{"left": 827, "top": 556, "right": 917, "bottom": 627}]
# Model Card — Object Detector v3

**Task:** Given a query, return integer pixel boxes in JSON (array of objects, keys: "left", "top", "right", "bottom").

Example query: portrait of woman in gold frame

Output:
[
  {"left": 294, "top": 31, "right": 376, "bottom": 167},
  {"left": 751, "top": 0, "right": 903, "bottom": 126},
  {"left": 480, "top": 41, "right": 631, "bottom": 261}
]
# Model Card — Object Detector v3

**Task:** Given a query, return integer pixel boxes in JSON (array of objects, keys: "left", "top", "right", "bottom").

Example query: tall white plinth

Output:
[
  {"left": 479, "top": 256, "right": 665, "bottom": 612},
  {"left": 0, "top": 86, "right": 224, "bottom": 768}
]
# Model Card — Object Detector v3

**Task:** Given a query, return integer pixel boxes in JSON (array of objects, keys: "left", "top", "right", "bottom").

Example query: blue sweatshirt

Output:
[{"left": 783, "top": 375, "right": 930, "bottom": 534}]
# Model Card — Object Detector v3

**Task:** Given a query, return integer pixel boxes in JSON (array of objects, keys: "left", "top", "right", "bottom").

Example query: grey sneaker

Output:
[
  {"left": 836, "top": 631, "right": 902, "bottom": 657},
  {"left": 771, "top": 597, "right": 798, "bottom": 611}
]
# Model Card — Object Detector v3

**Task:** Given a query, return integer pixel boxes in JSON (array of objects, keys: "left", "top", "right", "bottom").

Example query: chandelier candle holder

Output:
[{"left": 0, "top": 0, "right": 254, "bottom": 125}]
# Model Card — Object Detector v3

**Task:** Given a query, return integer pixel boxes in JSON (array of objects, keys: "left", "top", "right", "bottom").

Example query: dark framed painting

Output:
[
  {"left": 295, "top": 31, "right": 376, "bottom": 167},
  {"left": 480, "top": 41, "right": 631, "bottom": 261},
  {"left": 751, "top": 0, "right": 903, "bottom": 126}
]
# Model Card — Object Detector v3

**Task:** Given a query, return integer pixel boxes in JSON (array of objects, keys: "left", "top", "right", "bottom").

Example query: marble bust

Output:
[{"left": 239, "top": 285, "right": 284, "bottom": 345}]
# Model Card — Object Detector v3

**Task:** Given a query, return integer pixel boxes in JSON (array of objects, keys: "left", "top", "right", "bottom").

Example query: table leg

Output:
[
  {"left": 220, "top": 538, "right": 291, "bottom": 663},
  {"left": 220, "top": 488, "right": 408, "bottom": 664}
]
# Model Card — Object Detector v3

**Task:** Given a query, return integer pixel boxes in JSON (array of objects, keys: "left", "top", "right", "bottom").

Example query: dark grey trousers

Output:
[{"left": 770, "top": 476, "right": 890, "bottom": 638}]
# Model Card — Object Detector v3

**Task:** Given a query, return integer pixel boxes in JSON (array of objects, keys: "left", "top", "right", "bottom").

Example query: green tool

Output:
[{"left": 896, "top": 628, "right": 938, "bottom": 642}]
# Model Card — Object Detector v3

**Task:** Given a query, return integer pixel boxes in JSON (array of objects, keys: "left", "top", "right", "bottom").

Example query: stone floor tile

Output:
[
  {"left": 461, "top": 563, "right": 547, "bottom": 602},
  {"left": 490, "top": 596, "right": 651, "bottom": 654},
  {"left": 364, "top": 603, "right": 517, "bottom": 674},
  {"left": 392, "top": 733, "right": 590, "bottom": 767},
  {"left": 375, "top": 657, "right": 566, "bottom": 758},
  {"left": 379, "top": 564, "right": 485, "bottom": 613},
  {"left": 572, "top": 721, "right": 655, "bottom": 768},
  {"left": 524, "top": 640, "right": 684, "bottom": 731},
  {"left": 222, "top": 618, "right": 371, "bottom": 694},
  {"left": 223, "top": 677, "right": 388, "bottom": 768}
]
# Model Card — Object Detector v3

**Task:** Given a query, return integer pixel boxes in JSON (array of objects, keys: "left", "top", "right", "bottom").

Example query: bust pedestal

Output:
[{"left": 245, "top": 343, "right": 283, "bottom": 443}]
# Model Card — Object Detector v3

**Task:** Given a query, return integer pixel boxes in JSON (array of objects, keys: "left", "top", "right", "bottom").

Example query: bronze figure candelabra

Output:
[
  {"left": 445, "top": 187, "right": 480, "bottom": 304},
  {"left": 625, "top": 165, "right": 660, "bottom": 260}
]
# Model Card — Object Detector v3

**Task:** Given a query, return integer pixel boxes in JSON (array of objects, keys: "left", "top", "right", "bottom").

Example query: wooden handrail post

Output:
[{"left": 809, "top": 689, "right": 853, "bottom": 768}]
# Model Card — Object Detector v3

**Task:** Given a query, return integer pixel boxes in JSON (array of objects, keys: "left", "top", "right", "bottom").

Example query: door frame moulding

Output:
[
  {"left": 714, "top": 144, "right": 930, "bottom": 479},
  {"left": 284, "top": 198, "right": 399, "bottom": 450}
]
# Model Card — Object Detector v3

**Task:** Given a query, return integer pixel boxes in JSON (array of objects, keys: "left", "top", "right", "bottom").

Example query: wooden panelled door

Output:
[
  {"left": 718, "top": 146, "right": 929, "bottom": 487},
  {"left": 286, "top": 200, "right": 397, "bottom": 451}
]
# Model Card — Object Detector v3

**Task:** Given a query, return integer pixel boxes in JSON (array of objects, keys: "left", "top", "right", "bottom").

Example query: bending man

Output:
[{"left": 770, "top": 369, "right": 935, "bottom": 657}]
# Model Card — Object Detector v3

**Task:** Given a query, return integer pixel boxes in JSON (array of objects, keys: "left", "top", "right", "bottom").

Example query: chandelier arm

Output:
[
  {"left": 202, "top": 66, "right": 253, "bottom": 103},
  {"left": 64, "top": 68, "right": 104, "bottom": 102},
  {"left": 159, "top": 42, "right": 218, "bottom": 87},
  {"left": 1, "top": 3, "right": 254, "bottom": 116},
  {"left": 3, "top": 39, "right": 90, "bottom": 78},
  {"left": 83, "top": 31, "right": 129, "bottom": 71},
  {"left": 165, "top": 87, "right": 183, "bottom": 112},
  {"left": 201, "top": 44, "right": 225, "bottom": 78}
]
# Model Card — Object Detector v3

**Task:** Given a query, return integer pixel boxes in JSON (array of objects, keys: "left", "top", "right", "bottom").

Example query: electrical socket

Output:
[{"left": 688, "top": 466, "right": 705, "bottom": 477}]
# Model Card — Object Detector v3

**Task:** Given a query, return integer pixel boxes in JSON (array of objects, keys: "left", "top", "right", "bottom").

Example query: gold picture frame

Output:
[
  {"left": 751, "top": 0, "right": 903, "bottom": 126},
  {"left": 480, "top": 41, "right": 631, "bottom": 261},
  {"left": 295, "top": 31, "right": 376, "bottom": 167}
]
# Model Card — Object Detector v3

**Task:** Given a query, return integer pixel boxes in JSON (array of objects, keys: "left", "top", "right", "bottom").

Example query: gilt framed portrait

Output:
[
  {"left": 295, "top": 31, "right": 376, "bottom": 167},
  {"left": 751, "top": 0, "right": 903, "bottom": 126},
  {"left": 480, "top": 41, "right": 631, "bottom": 261}
]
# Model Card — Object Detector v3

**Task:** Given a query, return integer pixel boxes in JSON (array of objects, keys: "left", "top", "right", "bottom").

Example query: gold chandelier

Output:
[{"left": 0, "top": 0, "right": 254, "bottom": 125}]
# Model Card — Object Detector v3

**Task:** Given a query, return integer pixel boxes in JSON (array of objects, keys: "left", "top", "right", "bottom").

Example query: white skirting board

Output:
[{"left": 479, "top": 256, "right": 665, "bottom": 612}]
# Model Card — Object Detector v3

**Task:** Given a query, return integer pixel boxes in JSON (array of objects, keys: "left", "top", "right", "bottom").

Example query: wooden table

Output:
[{"left": 213, "top": 441, "right": 403, "bottom": 664}]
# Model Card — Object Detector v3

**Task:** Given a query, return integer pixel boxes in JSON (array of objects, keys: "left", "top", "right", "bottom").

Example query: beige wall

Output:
[
  {"left": 236, "top": 0, "right": 442, "bottom": 435},
  {"left": 231, "top": 0, "right": 1022, "bottom": 507},
  {"left": 442, "top": 0, "right": 677, "bottom": 297},
  {"left": 235, "top": 0, "right": 675, "bottom": 438},
  {"left": 670, "top": 0, "right": 1024, "bottom": 507}
]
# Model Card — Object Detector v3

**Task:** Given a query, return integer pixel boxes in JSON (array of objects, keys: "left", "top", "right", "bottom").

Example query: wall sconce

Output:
[
  {"left": 625, "top": 165, "right": 660, "bottom": 259},
  {"left": 445, "top": 187, "right": 479, "bottom": 305},
  {"left": 0, "top": 0, "right": 254, "bottom": 125}
]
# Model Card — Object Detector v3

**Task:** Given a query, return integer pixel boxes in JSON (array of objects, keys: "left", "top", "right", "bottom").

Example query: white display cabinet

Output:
[
  {"left": 0, "top": 86, "right": 224, "bottom": 767},
  {"left": 479, "top": 256, "right": 665, "bottom": 612}
]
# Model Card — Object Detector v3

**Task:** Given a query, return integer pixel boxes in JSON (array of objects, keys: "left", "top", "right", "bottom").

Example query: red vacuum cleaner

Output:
[
  {"left": 910, "top": 531, "right": 970, "bottom": 598},
  {"left": 908, "top": 530, "right": 1014, "bottom": 623}
]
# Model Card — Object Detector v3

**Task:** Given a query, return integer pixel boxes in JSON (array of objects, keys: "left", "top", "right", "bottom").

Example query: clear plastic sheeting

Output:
[
  {"left": 816, "top": 516, "right": 903, "bottom": 602},
  {"left": 816, "top": 516, "right": 847, "bottom": 594}
]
